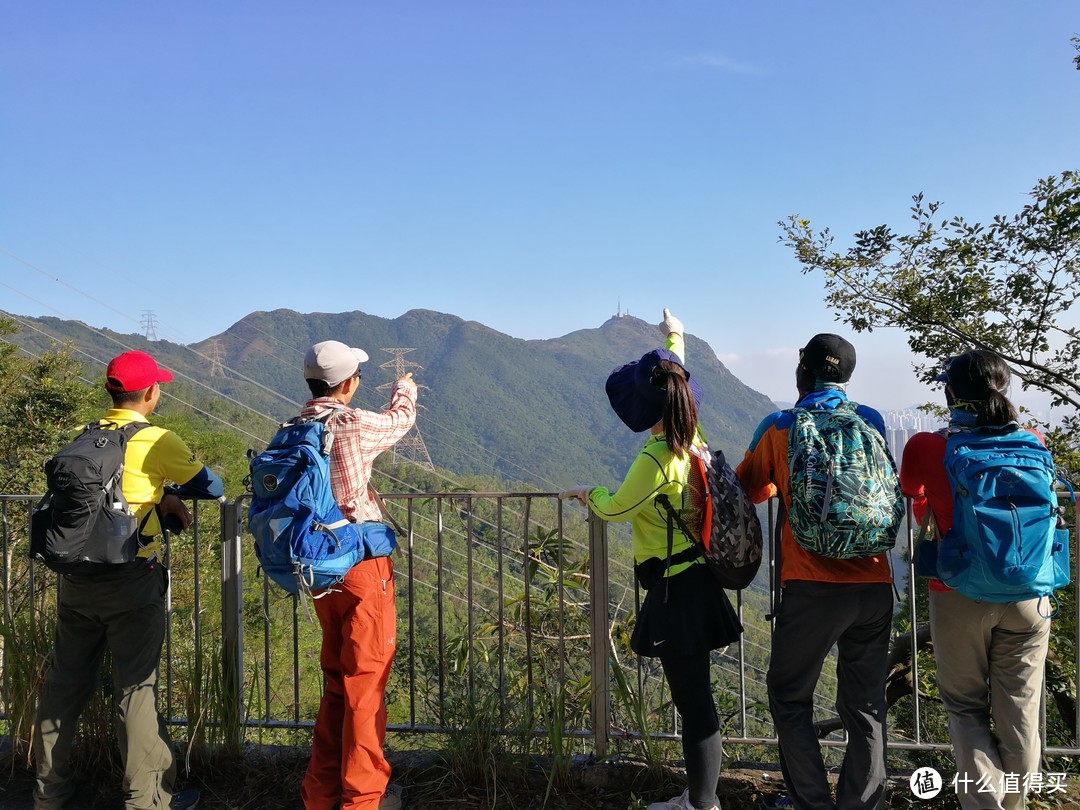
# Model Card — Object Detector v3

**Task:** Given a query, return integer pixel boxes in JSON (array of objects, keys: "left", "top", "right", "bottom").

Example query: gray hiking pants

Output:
[
  {"left": 33, "top": 564, "right": 176, "bottom": 810},
  {"left": 929, "top": 589, "right": 1051, "bottom": 810},
  {"left": 767, "top": 581, "right": 893, "bottom": 810}
]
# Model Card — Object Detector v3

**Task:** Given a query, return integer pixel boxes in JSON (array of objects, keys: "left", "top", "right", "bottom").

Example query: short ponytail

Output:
[
  {"left": 981, "top": 389, "right": 1018, "bottom": 427},
  {"left": 945, "top": 350, "right": 1018, "bottom": 427}
]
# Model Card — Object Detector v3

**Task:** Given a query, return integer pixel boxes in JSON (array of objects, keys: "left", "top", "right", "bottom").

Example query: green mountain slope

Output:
[{"left": 5, "top": 308, "right": 778, "bottom": 489}]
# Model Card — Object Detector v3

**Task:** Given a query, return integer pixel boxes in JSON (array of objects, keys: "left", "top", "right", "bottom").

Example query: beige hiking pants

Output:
[{"left": 929, "top": 588, "right": 1052, "bottom": 810}]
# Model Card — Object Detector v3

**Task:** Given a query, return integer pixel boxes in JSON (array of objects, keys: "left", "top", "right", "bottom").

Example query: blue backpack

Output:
[
  {"left": 935, "top": 428, "right": 1071, "bottom": 602},
  {"left": 247, "top": 413, "right": 396, "bottom": 595},
  {"left": 786, "top": 401, "right": 903, "bottom": 558}
]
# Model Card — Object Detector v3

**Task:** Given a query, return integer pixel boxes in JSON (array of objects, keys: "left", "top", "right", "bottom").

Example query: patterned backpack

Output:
[
  {"left": 656, "top": 442, "right": 763, "bottom": 590},
  {"left": 786, "top": 401, "right": 902, "bottom": 558}
]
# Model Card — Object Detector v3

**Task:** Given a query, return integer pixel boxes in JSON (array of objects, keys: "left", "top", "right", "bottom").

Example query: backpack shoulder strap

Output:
[
  {"left": 652, "top": 493, "right": 682, "bottom": 603},
  {"left": 916, "top": 503, "right": 939, "bottom": 543},
  {"left": 118, "top": 421, "right": 151, "bottom": 438},
  {"left": 765, "top": 497, "right": 786, "bottom": 622},
  {"left": 367, "top": 482, "right": 405, "bottom": 536}
]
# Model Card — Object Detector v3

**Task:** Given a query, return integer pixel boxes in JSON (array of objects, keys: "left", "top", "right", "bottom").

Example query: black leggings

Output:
[{"left": 661, "top": 651, "right": 723, "bottom": 809}]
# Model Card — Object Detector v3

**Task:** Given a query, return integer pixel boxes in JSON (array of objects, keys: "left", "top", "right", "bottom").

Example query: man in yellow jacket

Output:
[{"left": 34, "top": 350, "right": 223, "bottom": 810}]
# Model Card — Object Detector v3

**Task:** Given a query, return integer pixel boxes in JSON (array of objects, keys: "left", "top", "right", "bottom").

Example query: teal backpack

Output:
[
  {"left": 786, "top": 401, "right": 903, "bottom": 558},
  {"left": 933, "top": 428, "right": 1071, "bottom": 602}
]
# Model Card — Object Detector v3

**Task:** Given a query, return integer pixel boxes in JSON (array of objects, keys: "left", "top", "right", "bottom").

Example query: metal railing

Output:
[{"left": 2, "top": 492, "right": 1078, "bottom": 759}]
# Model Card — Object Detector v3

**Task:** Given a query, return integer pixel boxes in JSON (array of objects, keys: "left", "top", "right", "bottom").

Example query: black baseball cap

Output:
[{"left": 799, "top": 334, "right": 856, "bottom": 383}]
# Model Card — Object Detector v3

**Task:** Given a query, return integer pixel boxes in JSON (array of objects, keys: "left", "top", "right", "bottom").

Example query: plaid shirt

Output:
[{"left": 301, "top": 378, "right": 417, "bottom": 523}]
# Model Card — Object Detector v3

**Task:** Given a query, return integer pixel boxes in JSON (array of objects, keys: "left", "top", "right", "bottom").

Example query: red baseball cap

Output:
[{"left": 105, "top": 351, "right": 175, "bottom": 393}]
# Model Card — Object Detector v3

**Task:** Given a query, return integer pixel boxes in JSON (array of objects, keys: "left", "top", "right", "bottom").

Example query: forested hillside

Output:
[{"left": 7, "top": 309, "right": 777, "bottom": 489}]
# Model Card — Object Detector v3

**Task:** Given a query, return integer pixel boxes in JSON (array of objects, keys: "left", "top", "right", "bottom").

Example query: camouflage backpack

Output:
[
  {"left": 657, "top": 442, "right": 763, "bottom": 590},
  {"left": 786, "top": 401, "right": 902, "bottom": 558}
]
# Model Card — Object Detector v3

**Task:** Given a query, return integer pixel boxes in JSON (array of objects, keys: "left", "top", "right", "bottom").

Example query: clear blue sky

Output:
[{"left": 2, "top": 2, "right": 1077, "bottom": 410}]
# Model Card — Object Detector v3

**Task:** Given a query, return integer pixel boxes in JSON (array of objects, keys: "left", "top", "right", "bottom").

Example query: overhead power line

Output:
[{"left": 1, "top": 261, "right": 845, "bottom": 712}]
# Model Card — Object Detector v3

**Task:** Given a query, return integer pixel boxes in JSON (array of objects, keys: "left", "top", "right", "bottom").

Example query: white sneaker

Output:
[
  {"left": 646, "top": 788, "right": 721, "bottom": 810},
  {"left": 379, "top": 782, "right": 404, "bottom": 810}
]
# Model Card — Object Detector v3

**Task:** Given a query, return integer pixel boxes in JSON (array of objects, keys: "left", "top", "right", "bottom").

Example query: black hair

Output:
[
  {"left": 946, "top": 350, "right": 1018, "bottom": 427},
  {"left": 306, "top": 377, "right": 350, "bottom": 399},
  {"left": 657, "top": 360, "right": 698, "bottom": 458},
  {"left": 110, "top": 387, "right": 148, "bottom": 407}
]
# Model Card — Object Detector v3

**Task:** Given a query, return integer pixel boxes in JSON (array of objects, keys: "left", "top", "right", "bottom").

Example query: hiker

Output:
[
  {"left": 298, "top": 340, "right": 417, "bottom": 810},
  {"left": 900, "top": 350, "right": 1060, "bottom": 810},
  {"left": 735, "top": 334, "right": 896, "bottom": 810},
  {"left": 560, "top": 309, "right": 742, "bottom": 810},
  {"left": 33, "top": 350, "right": 224, "bottom": 810}
]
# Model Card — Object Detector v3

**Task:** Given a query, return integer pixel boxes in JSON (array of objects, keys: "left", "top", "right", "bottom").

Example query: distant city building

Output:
[{"left": 883, "top": 408, "right": 945, "bottom": 465}]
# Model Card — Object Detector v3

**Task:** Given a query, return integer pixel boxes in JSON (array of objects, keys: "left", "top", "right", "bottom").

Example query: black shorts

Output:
[{"left": 630, "top": 561, "right": 743, "bottom": 658}]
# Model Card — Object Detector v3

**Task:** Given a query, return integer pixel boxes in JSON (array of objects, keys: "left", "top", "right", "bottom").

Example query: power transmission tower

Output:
[
  {"left": 377, "top": 348, "right": 434, "bottom": 470},
  {"left": 207, "top": 339, "right": 226, "bottom": 378},
  {"left": 141, "top": 310, "right": 159, "bottom": 341}
]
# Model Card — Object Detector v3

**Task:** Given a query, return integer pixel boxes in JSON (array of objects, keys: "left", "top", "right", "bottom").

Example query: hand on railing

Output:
[
  {"left": 158, "top": 493, "right": 193, "bottom": 534},
  {"left": 558, "top": 486, "right": 592, "bottom": 506}
]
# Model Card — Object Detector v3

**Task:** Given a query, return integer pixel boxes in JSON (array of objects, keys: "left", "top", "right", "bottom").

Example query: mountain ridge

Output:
[{"left": 5, "top": 308, "right": 778, "bottom": 488}]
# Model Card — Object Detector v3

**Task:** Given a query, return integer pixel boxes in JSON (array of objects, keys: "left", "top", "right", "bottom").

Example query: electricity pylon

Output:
[
  {"left": 207, "top": 339, "right": 226, "bottom": 378},
  {"left": 141, "top": 310, "right": 159, "bottom": 341},
  {"left": 377, "top": 348, "right": 434, "bottom": 470}
]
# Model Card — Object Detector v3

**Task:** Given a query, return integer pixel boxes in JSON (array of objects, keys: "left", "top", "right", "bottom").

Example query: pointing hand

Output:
[{"left": 658, "top": 308, "right": 684, "bottom": 338}]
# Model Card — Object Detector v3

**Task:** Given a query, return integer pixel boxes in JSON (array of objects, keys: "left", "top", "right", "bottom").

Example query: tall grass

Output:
[
  {"left": 181, "top": 636, "right": 258, "bottom": 765},
  {"left": 442, "top": 689, "right": 504, "bottom": 793},
  {"left": 0, "top": 604, "right": 53, "bottom": 767},
  {"left": 610, "top": 652, "right": 666, "bottom": 770}
]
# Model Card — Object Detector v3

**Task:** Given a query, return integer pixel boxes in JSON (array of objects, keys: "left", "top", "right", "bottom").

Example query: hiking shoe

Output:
[
  {"left": 379, "top": 782, "right": 405, "bottom": 809},
  {"left": 647, "top": 789, "right": 720, "bottom": 810},
  {"left": 759, "top": 796, "right": 793, "bottom": 810},
  {"left": 170, "top": 789, "right": 200, "bottom": 810}
]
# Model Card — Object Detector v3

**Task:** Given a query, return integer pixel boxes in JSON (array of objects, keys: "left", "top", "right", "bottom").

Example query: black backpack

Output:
[{"left": 30, "top": 421, "right": 151, "bottom": 574}]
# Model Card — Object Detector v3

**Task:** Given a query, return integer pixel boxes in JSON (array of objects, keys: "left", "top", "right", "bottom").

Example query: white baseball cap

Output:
[{"left": 303, "top": 340, "right": 370, "bottom": 386}]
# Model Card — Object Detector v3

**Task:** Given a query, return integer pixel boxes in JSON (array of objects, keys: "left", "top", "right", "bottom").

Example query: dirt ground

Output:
[
  {"left": 1, "top": 759, "right": 775, "bottom": 809},
  {"left": 2, "top": 750, "right": 1076, "bottom": 809}
]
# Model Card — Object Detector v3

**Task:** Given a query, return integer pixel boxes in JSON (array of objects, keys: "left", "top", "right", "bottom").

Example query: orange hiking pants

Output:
[{"left": 302, "top": 556, "right": 397, "bottom": 810}]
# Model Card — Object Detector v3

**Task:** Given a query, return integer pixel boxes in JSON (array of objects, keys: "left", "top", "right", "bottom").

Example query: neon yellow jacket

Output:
[{"left": 584, "top": 333, "right": 699, "bottom": 574}]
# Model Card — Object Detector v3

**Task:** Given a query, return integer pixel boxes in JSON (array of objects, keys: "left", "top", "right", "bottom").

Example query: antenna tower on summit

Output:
[
  {"left": 377, "top": 348, "right": 434, "bottom": 471},
  {"left": 141, "top": 310, "right": 159, "bottom": 341}
]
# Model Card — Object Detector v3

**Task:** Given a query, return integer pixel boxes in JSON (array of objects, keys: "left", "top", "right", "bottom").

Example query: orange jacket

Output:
[{"left": 735, "top": 389, "right": 893, "bottom": 585}]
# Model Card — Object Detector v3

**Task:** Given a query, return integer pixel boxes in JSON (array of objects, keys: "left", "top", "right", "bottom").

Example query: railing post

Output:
[
  {"left": 588, "top": 510, "right": 610, "bottom": 759},
  {"left": 220, "top": 497, "right": 245, "bottom": 752}
]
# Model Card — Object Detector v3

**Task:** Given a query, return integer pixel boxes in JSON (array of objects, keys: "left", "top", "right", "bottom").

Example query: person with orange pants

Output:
[{"left": 297, "top": 340, "right": 417, "bottom": 810}]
